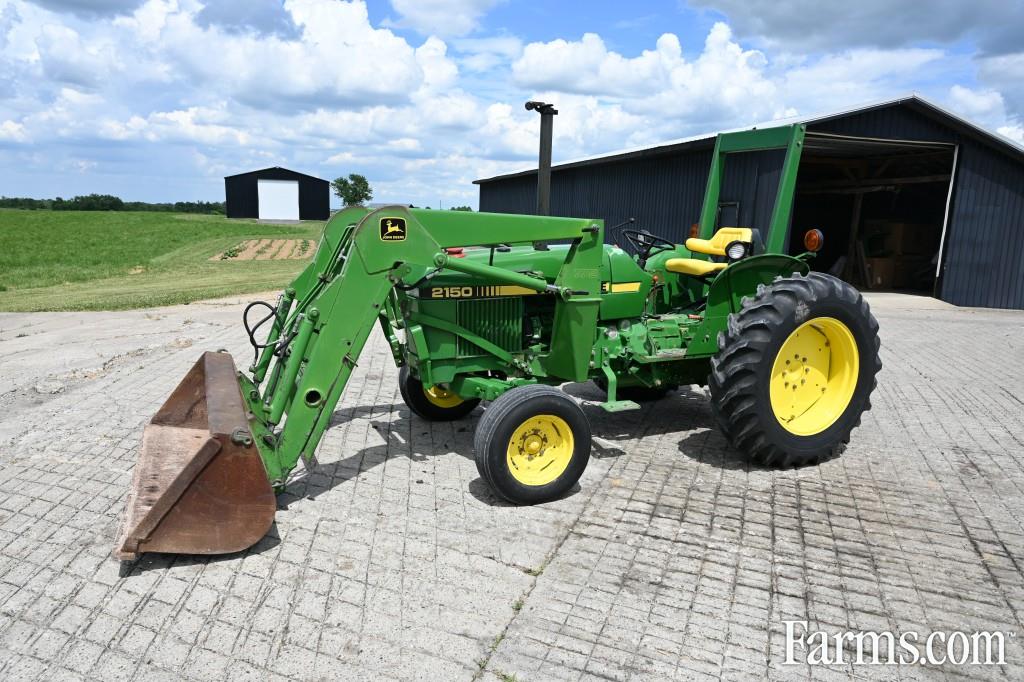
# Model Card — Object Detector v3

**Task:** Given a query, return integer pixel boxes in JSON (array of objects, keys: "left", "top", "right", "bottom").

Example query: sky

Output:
[{"left": 0, "top": 0, "right": 1021, "bottom": 209}]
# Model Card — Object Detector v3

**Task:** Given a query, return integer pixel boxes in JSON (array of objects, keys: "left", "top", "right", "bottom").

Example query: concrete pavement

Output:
[{"left": 0, "top": 293, "right": 1022, "bottom": 680}]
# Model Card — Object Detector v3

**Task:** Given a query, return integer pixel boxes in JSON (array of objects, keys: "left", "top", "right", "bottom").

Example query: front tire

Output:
[
  {"left": 399, "top": 365, "right": 480, "bottom": 421},
  {"left": 474, "top": 385, "right": 591, "bottom": 504},
  {"left": 709, "top": 272, "right": 881, "bottom": 467}
]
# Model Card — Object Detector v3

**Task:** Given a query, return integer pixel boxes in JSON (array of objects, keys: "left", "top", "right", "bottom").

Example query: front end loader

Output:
[{"left": 114, "top": 124, "right": 880, "bottom": 560}]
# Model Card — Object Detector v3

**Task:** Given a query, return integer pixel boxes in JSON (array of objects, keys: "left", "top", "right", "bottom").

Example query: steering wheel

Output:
[{"left": 619, "top": 229, "right": 676, "bottom": 260}]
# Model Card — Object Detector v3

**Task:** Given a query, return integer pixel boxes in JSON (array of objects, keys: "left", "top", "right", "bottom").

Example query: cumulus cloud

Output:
[
  {"left": 35, "top": 23, "right": 119, "bottom": 88},
  {"left": 944, "top": 84, "right": 1024, "bottom": 142},
  {"left": 453, "top": 35, "right": 521, "bottom": 73},
  {"left": 195, "top": 0, "right": 300, "bottom": 39},
  {"left": 0, "top": 119, "right": 27, "bottom": 142},
  {"left": 0, "top": 3, "right": 19, "bottom": 49},
  {"left": 144, "top": 0, "right": 432, "bottom": 111},
  {"left": 690, "top": 0, "right": 1024, "bottom": 55},
  {"left": 977, "top": 52, "right": 1024, "bottom": 119},
  {"left": 513, "top": 32, "right": 683, "bottom": 97},
  {"left": 25, "top": 0, "right": 144, "bottom": 18},
  {"left": 509, "top": 24, "right": 962, "bottom": 135},
  {"left": 512, "top": 24, "right": 777, "bottom": 126},
  {"left": 780, "top": 48, "right": 943, "bottom": 108},
  {"left": 0, "top": 0, "right": 1019, "bottom": 207},
  {"left": 997, "top": 125, "right": 1023, "bottom": 143},
  {"left": 99, "top": 106, "right": 252, "bottom": 146},
  {"left": 388, "top": 0, "right": 502, "bottom": 38},
  {"left": 948, "top": 84, "right": 1005, "bottom": 119}
]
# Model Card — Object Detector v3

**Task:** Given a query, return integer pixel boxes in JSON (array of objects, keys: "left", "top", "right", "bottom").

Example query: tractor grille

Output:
[{"left": 455, "top": 297, "right": 523, "bottom": 356}]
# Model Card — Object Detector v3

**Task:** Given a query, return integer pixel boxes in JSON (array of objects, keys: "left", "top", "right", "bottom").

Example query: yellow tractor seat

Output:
[
  {"left": 666, "top": 227, "right": 754, "bottom": 279},
  {"left": 665, "top": 259, "right": 728, "bottom": 277},
  {"left": 685, "top": 227, "right": 753, "bottom": 257}
]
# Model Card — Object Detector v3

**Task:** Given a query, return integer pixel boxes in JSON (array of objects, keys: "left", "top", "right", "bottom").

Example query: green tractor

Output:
[{"left": 115, "top": 124, "right": 880, "bottom": 560}]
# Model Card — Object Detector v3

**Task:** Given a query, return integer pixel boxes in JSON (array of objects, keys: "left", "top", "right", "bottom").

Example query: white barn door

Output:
[{"left": 257, "top": 179, "right": 300, "bottom": 220}]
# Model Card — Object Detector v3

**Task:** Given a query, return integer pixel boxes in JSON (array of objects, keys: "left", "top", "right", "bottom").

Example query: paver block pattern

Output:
[{"left": 0, "top": 295, "right": 1021, "bottom": 680}]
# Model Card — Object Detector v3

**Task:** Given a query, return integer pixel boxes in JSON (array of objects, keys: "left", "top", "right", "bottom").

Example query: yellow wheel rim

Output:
[
  {"left": 769, "top": 317, "right": 859, "bottom": 436},
  {"left": 423, "top": 385, "right": 464, "bottom": 409},
  {"left": 506, "top": 414, "right": 575, "bottom": 486}
]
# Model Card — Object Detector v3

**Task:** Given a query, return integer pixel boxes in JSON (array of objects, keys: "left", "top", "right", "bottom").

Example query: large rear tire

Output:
[
  {"left": 709, "top": 272, "right": 880, "bottom": 467},
  {"left": 474, "top": 385, "right": 591, "bottom": 504},
  {"left": 399, "top": 365, "right": 480, "bottom": 421}
]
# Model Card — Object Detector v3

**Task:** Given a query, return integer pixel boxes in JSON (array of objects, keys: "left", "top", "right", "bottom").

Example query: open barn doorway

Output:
[{"left": 788, "top": 133, "right": 956, "bottom": 295}]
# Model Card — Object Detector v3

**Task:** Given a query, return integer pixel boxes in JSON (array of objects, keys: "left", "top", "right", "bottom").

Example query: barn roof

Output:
[
  {"left": 474, "top": 94, "right": 1024, "bottom": 184},
  {"left": 224, "top": 166, "right": 327, "bottom": 182}
]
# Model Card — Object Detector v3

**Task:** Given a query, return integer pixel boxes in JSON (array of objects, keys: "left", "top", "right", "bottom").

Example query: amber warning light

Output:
[{"left": 804, "top": 229, "right": 824, "bottom": 252}]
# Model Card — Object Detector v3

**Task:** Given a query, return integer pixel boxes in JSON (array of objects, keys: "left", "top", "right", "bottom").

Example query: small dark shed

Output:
[
  {"left": 224, "top": 167, "right": 329, "bottom": 221},
  {"left": 475, "top": 95, "right": 1024, "bottom": 310}
]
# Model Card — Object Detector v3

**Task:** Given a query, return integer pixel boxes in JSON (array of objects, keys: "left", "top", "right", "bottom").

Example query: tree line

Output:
[{"left": 0, "top": 194, "right": 225, "bottom": 213}]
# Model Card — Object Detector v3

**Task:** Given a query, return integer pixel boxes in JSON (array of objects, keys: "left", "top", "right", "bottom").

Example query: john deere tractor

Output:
[{"left": 115, "top": 124, "right": 880, "bottom": 560}]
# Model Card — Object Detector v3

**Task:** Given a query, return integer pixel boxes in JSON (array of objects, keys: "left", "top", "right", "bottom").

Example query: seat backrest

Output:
[{"left": 685, "top": 227, "right": 753, "bottom": 257}]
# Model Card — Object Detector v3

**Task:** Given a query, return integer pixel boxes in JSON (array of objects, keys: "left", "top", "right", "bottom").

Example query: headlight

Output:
[{"left": 725, "top": 240, "right": 749, "bottom": 261}]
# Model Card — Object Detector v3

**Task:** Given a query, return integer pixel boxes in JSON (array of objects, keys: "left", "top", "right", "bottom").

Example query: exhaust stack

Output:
[{"left": 525, "top": 100, "right": 557, "bottom": 216}]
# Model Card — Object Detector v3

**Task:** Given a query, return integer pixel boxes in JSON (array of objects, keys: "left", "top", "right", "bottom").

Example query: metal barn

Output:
[
  {"left": 475, "top": 96, "right": 1024, "bottom": 310},
  {"left": 224, "top": 167, "right": 330, "bottom": 221}
]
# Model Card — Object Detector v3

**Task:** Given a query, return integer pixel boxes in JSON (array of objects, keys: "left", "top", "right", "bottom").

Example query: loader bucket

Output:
[{"left": 113, "top": 351, "right": 276, "bottom": 561}]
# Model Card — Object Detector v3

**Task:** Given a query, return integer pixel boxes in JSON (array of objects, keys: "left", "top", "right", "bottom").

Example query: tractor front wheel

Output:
[
  {"left": 474, "top": 385, "right": 591, "bottom": 504},
  {"left": 399, "top": 366, "right": 480, "bottom": 421},
  {"left": 709, "top": 272, "right": 881, "bottom": 467}
]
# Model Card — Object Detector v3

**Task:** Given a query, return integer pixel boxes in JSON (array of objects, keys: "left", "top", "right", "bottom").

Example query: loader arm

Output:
[
  {"left": 116, "top": 206, "right": 604, "bottom": 559},
  {"left": 243, "top": 206, "right": 605, "bottom": 487}
]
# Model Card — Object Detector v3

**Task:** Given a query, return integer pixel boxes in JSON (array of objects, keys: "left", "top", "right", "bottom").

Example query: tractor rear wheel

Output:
[
  {"left": 399, "top": 366, "right": 480, "bottom": 421},
  {"left": 709, "top": 272, "right": 880, "bottom": 467},
  {"left": 474, "top": 385, "right": 591, "bottom": 504}
]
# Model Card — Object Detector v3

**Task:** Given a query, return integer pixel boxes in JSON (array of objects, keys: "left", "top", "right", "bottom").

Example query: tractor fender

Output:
[{"left": 705, "top": 254, "right": 810, "bottom": 318}]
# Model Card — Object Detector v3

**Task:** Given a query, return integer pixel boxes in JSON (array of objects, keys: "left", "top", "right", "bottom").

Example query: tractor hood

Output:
[
  {"left": 425, "top": 243, "right": 647, "bottom": 291},
  {"left": 407, "top": 243, "right": 654, "bottom": 321}
]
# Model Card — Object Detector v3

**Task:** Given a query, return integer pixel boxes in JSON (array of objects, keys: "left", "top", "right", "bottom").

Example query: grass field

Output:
[{"left": 0, "top": 209, "right": 323, "bottom": 311}]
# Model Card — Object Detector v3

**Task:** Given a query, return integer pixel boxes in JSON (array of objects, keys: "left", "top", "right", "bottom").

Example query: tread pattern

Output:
[
  {"left": 708, "top": 272, "right": 882, "bottom": 467},
  {"left": 473, "top": 382, "right": 593, "bottom": 499},
  {"left": 473, "top": 384, "right": 570, "bottom": 484}
]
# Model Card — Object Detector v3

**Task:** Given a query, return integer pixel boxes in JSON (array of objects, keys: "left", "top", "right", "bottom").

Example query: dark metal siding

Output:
[
  {"left": 224, "top": 167, "right": 330, "bottom": 220},
  {"left": 941, "top": 145, "right": 1024, "bottom": 308},
  {"left": 809, "top": 105, "right": 957, "bottom": 144},
  {"left": 224, "top": 174, "right": 257, "bottom": 219},
  {"left": 480, "top": 148, "right": 784, "bottom": 246},
  {"left": 479, "top": 101, "right": 1024, "bottom": 309},
  {"left": 809, "top": 105, "right": 1024, "bottom": 309}
]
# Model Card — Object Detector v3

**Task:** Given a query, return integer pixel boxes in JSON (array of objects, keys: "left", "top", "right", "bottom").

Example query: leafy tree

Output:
[
  {"left": 0, "top": 196, "right": 50, "bottom": 209},
  {"left": 53, "top": 194, "right": 124, "bottom": 211},
  {"left": 331, "top": 173, "right": 373, "bottom": 206},
  {"left": 449, "top": 205, "right": 473, "bottom": 211}
]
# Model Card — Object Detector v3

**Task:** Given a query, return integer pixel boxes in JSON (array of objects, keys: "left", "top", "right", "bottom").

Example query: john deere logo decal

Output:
[{"left": 380, "top": 217, "right": 406, "bottom": 241}]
